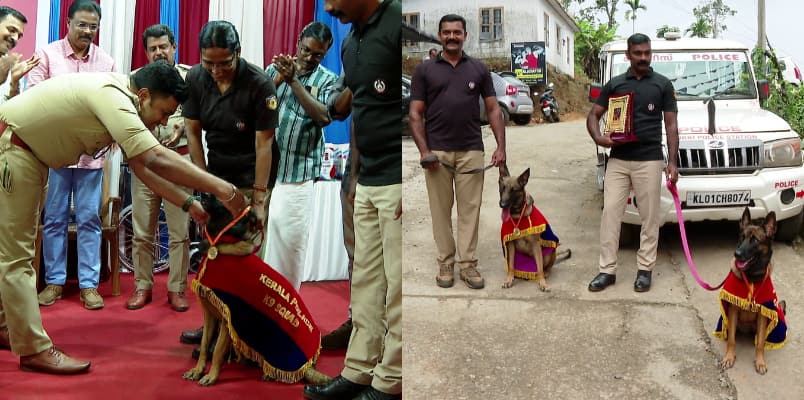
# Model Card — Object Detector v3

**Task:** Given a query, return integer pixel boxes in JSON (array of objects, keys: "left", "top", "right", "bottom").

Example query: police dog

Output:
[
  {"left": 498, "top": 165, "right": 570, "bottom": 291},
  {"left": 182, "top": 194, "right": 330, "bottom": 386},
  {"left": 720, "top": 208, "right": 787, "bottom": 375}
]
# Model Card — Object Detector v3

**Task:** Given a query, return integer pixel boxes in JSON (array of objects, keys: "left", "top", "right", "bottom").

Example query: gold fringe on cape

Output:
[{"left": 712, "top": 290, "right": 786, "bottom": 350}]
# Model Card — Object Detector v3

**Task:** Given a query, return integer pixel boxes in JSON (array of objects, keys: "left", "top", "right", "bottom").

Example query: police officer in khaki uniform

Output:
[
  {"left": 126, "top": 24, "right": 194, "bottom": 312},
  {"left": 0, "top": 62, "right": 248, "bottom": 375}
]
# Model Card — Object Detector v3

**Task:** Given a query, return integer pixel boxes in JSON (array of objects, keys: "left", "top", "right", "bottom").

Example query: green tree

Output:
[
  {"left": 624, "top": 0, "right": 647, "bottom": 34},
  {"left": 656, "top": 25, "right": 680, "bottom": 39},
  {"left": 574, "top": 19, "right": 619, "bottom": 79},
  {"left": 692, "top": 0, "right": 736, "bottom": 38},
  {"left": 686, "top": 17, "right": 712, "bottom": 38}
]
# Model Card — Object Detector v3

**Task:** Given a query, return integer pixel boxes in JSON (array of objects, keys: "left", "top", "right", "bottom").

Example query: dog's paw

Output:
[
  {"left": 538, "top": 281, "right": 550, "bottom": 292},
  {"left": 183, "top": 368, "right": 204, "bottom": 381},
  {"left": 720, "top": 354, "right": 736, "bottom": 370},
  {"left": 502, "top": 280, "right": 513, "bottom": 289},
  {"left": 755, "top": 357, "right": 768, "bottom": 375},
  {"left": 198, "top": 373, "right": 219, "bottom": 386}
]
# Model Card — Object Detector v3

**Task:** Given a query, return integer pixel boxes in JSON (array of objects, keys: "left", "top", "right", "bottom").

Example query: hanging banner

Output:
[{"left": 511, "top": 41, "right": 546, "bottom": 85}]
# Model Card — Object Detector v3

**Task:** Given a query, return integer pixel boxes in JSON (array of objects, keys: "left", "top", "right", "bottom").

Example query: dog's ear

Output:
[
  {"left": 499, "top": 163, "right": 510, "bottom": 178},
  {"left": 518, "top": 168, "right": 530, "bottom": 187},
  {"left": 764, "top": 211, "right": 777, "bottom": 239},
  {"left": 739, "top": 207, "right": 751, "bottom": 232}
]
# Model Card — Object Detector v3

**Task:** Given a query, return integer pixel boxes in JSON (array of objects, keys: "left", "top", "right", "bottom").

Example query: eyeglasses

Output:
[
  {"left": 201, "top": 57, "right": 236, "bottom": 71},
  {"left": 74, "top": 22, "right": 99, "bottom": 32},
  {"left": 298, "top": 44, "right": 326, "bottom": 61}
]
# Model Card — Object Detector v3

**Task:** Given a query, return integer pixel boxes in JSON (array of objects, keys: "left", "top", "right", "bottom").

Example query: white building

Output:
[{"left": 403, "top": 0, "right": 580, "bottom": 77}]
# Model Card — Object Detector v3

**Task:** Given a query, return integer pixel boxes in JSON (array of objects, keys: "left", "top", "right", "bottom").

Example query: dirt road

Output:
[{"left": 402, "top": 120, "right": 803, "bottom": 399}]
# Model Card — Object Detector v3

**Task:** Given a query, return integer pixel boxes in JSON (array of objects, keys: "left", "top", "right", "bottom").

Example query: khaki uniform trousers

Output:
[
  {"left": 0, "top": 133, "right": 53, "bottom": 356},
  {"left": 424, "top": 150, "right": 484, "bottom": 271},
  {"left": 599, "top": 158, "right": 664, "bottom": 274},
  {"left": 341, "top": 183, "right": 401, "bottom": 395},
  {"left": 131, "top": 153, "right": 192, "bottom": 292}
]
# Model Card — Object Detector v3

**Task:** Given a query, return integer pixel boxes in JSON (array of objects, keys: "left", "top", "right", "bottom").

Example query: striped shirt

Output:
[{"left": 265, "top": 63, "right": 337, "bottom": 183}]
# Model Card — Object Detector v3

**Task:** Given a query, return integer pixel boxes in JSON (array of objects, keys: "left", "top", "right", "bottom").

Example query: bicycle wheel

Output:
[{"left": 118, "top": 204, "right": 170, "bottom": 274}]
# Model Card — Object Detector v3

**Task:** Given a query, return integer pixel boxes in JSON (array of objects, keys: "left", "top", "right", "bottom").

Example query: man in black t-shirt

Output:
[{"left": 586, "top": 33, "right": 679, "bottom": 293}]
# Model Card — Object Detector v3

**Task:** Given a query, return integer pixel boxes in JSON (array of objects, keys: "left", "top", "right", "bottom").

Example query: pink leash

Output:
[{"left": 666, "top": 180, "right": 728, "bottom": 291}]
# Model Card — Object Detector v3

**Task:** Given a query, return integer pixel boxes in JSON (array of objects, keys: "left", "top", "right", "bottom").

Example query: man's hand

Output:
[
  {"left": 665, "top": 163, "right": 679, "bottom": 184},
  {"left": 273, "top": 54, "right": 296, "bottom": 83},
  {"left": 9, "top": 54, "right": 40, "bottom": 84},
  {"left": 162, "top": 124, "right": 184, "bottom": 147},
  {"left": 419, "top": 151, "right": 440, "bottom": 170},
  {"left": 187, "top": 200, "right": 210, "bottom": 226},
  {"left": 251, "top": 198, "right": 266, "bottom": 226},
  {"left": 0, "top": 53, "right": 19, "bottom": 82},
  {"left": 220, "top": 186, "right": 247, "bottom": 218},
  {"left": 594, "top": 134, "right": 619, "bottom": 148},
  {"left": 491, "top": 147, "right": 507, "bottom": 167}
]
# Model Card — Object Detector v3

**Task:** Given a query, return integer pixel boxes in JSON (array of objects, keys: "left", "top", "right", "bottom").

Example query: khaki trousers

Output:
[
  {"left": 424, "top": 150, "right": 484, "bottom": 270},
  {"left": 599, "top": 158, "right": 664, "bottom": 274},
  {"left": 0, "top": 133, "right": 53, "bottom": 356},
  {"left": 341, "top": 183, "right": 401, "bottom": 394},
  {"left": 131, "top": 155, "right": 192, "bottom": 292}
]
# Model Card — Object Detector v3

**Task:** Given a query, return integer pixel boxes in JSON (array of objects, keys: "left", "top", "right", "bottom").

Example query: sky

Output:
[{"left": 595, "top": 0, "right": 803, "bottom": 64}]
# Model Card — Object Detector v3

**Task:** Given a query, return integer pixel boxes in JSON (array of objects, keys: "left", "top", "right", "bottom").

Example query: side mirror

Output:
[
  {"left": 757, "top": 80, "right": 770, "bottom": 100},
  {"left": 589, "top": 83, "right": 602, "bottom": 102}
]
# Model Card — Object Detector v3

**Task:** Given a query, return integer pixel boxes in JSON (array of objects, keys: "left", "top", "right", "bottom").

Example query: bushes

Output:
[{"left": 753, "top": 46, "right": 804, "bottom": 137}]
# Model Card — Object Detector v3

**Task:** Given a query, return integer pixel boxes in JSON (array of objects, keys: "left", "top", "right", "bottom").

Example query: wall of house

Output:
[{"left": 403, "top": 0, "right": 576, "bottom": 78}]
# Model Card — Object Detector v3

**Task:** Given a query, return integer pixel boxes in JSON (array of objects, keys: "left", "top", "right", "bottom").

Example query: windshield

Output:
[{"left": 611, "top": 51, "right": 757, "bottom": 100}]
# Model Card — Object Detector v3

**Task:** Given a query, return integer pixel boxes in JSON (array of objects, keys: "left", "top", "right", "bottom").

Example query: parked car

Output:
[
  {"left": 778, "top": 56, "right": 802, "bottom": 86},
  {"left": 481, "top": 72, "right": 534, "bottom": 126},
  {"left": 402, "top": 74, "right": 411, "bottom": 136}
]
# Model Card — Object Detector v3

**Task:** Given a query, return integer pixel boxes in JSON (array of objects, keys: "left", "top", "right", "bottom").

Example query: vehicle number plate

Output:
[
  {"left": 686, "top": 190, "right": 751, "bottom": 206},
  {"left": 542, "top": 107, "right": 550, "bottom": 113}
]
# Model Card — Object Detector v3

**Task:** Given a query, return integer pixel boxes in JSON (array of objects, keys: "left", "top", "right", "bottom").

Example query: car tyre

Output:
[
  {"left": 775, "top": 209, "right": 803, "bottom": 241},
  {"left": 512, "top": 115, "right": 531, "bottom": 125},
  {"left": 500, "top": 107, "right": 510, "bottom": 124}
]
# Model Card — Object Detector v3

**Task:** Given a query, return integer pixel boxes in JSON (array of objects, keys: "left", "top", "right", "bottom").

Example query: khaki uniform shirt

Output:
[
  {"left": 0, "top": 72, "right": 159, "bottom": 168},
  {"left": 132, "top": 63, "right": 191, "bottom": 149}
]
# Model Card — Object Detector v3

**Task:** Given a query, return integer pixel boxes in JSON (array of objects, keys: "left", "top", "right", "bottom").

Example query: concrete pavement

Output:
[{"left": 402, "top": 120, "right": 803, "bottom": 399}]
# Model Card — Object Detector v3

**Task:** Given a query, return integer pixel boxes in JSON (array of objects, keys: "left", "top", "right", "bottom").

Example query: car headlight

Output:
[{"left": 763, "top": 138, "right": 803, "bottom": 167}]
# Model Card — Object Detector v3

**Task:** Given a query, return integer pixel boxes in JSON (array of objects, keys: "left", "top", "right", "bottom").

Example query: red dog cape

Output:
[
  {"left": 192, "top": 236, "right": 321, "bottom": 383},
  {"left": 713, "top": 271, "right": 787, "bottom": 349},
  {"left": 500, "top": 205, "right": 559, "bottom": 280}
]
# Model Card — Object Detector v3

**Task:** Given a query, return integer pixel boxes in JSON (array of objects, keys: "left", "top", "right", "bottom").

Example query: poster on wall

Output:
[{"left": 511, "top": 41, "right": 546, "bottom": 85}]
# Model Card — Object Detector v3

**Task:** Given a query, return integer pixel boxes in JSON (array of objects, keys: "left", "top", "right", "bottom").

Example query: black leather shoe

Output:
[
  {"left": 588, "top": 273, "right": 616, "bottom": 292},
  {"left": 180, "top": 326, "right": 203, "bottom": 344},
  {"left": 353, "top": 387, "right": 402, "bottom": 400},
  {"left": 303, "top": 375, "right": 368, "bottom": 400},
  {"left": 634, "top": 270, "right": 652, "bottom": 292}
]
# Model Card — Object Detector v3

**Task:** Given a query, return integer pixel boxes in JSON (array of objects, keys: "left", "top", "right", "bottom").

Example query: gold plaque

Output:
[{"left": 605, "top": 92, "right": 637, "bottom": 143}]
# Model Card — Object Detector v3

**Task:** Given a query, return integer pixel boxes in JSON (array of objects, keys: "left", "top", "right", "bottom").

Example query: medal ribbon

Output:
[{"left": 203, "top": 205, "right": 253, "bottom": 259}]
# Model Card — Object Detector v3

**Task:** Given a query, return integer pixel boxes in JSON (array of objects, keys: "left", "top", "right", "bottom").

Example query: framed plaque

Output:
[{"left": 605, "top": 92, "right": 637, "bottom": 143}]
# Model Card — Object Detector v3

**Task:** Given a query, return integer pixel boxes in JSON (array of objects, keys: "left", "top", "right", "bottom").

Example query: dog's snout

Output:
[{"left": 499, "top": 199, "right": 509, "bottom": 208}]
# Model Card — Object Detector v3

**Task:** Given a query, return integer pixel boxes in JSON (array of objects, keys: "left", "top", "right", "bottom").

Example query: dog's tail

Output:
[{"left": 555, "top": 248, "right": 572, "bottom": 264}]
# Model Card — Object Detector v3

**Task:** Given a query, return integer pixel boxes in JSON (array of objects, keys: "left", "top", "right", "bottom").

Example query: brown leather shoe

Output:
[
  {"left": 0, "top": 326, "right": 10, "bottom": 350},
  {"left": 126, "top": 289, "right": 153, "bottom": 310},
  {"left": 168, "top": 291, "right": 190, "bottom": 312},
  {"left": 20, "top": 347, "right": 90, "bottom": 374}
]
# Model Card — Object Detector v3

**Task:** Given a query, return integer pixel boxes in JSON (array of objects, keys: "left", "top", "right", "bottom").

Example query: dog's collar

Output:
[{"left": 204, "top": 205, "right": 253, "bottom": 259}]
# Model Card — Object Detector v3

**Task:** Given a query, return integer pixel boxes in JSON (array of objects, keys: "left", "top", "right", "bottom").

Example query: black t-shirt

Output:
[
  {"left": 410, "top": 53, "right": 495, "bottom": 152},
  {"left": 596, "top": 67, "right": 677, "bottom": 161},
  {"left": 341, "top": 0, "right": 401, "bottom": 186},
  {"left": 182, "top": 59, "right": 279, "bottom": 188}
]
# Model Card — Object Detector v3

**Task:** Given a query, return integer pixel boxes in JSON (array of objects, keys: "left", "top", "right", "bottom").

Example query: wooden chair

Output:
[{"left": 33, "top": 157, "right": 123, "bottom": 295}]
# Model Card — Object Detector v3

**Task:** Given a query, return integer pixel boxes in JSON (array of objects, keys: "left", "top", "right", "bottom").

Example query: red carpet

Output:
[{"left": 0, "top": 272, "right": 350, "bottom": 400}]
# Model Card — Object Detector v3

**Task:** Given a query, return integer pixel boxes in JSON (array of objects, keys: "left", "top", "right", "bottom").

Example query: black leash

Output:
[{"left": 420, "top": 155, "right": 494, "bottom": 174}]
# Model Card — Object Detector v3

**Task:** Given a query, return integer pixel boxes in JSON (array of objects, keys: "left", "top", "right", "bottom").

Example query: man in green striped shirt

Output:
[{"left": 262, "top": 22, "right": 337, "bottom": 290}]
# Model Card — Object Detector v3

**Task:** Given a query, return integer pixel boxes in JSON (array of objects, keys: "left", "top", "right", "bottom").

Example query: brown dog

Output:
[
  {"left": 182, "top": 194, "right": 330, "bottom": 386},
  {"left": 719, "top": 207, "right": 787, "bottom": 375},
  {"left": 498, "top": 165, "right": 570, "bottom": 291}
]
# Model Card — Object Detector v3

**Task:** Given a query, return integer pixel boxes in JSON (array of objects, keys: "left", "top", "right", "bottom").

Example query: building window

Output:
[
  {"left": 556, "top": 26, "right": 562, "bottom": 56},
  {"left": 544, "top": 13, "right": 550, "bottom": 48},
  {"left": 480, "top": 8, "right": 503, "bottom": 42},
  {"left": 403, "top": 13, "right": 420, "bottom": 47},
  {"left": 566, "top": 36, "right": 571, "bottom": 64}
]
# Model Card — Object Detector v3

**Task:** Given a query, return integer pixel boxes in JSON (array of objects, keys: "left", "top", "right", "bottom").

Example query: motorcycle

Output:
[{"left": 538, "top": 82, "right": 560, "bottom": 123}]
